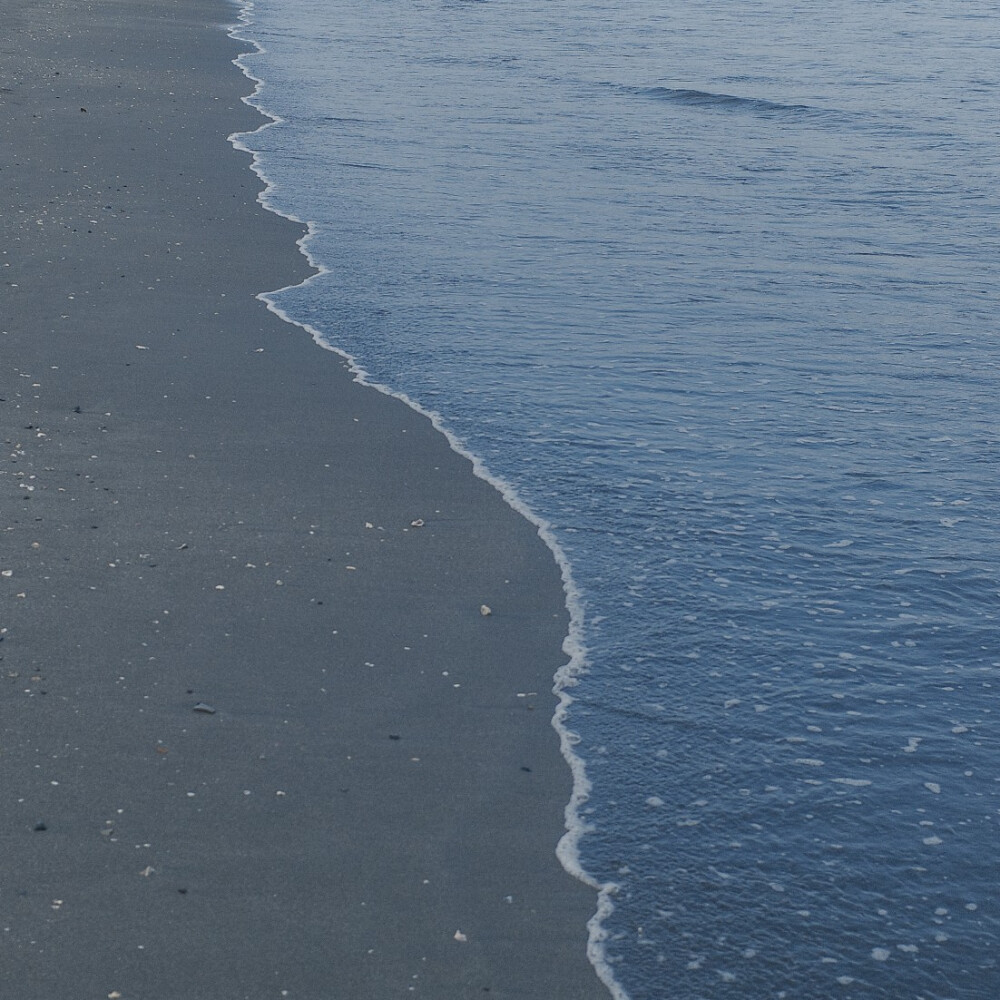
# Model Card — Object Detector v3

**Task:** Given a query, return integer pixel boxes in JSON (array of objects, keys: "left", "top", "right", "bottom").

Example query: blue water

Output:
[{"left": 229, "top": 1, "right": 999, "bottom": 996}]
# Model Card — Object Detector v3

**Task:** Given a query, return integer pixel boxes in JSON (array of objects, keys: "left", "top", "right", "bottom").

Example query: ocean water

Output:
[{"left": 228, "top": 1, "right": 999, "bottom": 997}]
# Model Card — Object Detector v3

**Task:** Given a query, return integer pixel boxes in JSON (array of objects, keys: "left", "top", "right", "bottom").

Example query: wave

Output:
[
  {"left": 627, "top": 84, "right": 832, "bottom": 122},
  {"left": 618, "top": 84, "right": 947, "bottom": 142}
]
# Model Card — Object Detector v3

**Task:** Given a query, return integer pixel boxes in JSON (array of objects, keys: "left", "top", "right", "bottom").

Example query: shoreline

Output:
[
  {"left": 0, "top": 1, "right": 609, "bottom": 997},
  {"left": 224, "top": 19, "right": 624, "bottom": 985}
]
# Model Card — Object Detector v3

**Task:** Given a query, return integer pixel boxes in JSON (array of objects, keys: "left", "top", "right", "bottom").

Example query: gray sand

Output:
[{"left": 0, "top": 1, "right": 608, "bottom": 996}]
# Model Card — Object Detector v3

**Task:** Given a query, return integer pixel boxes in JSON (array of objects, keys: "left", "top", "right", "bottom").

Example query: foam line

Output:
[{"left": 224, "top": 4, "right": 627, "bottom": 998}]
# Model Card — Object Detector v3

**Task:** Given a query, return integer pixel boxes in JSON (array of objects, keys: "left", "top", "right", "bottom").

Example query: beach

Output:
[{"left": 0, "top": 2, "right": 606, "bottom": 997}]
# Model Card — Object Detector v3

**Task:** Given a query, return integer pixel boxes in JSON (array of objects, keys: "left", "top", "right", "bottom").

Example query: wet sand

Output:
[{"left": 0, "top": 1, "right": 607, "bottom": 996}]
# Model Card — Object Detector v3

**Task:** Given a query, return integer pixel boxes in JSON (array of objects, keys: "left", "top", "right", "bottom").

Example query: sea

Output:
[{"left": 227, "top": 2, "right": 998, "bottom": 997}]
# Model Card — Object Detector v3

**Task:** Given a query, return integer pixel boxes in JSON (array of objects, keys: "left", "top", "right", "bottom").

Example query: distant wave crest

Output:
[
  {"left": 640, "top": 87, "right": 812, "bottom": 117},
  {"left": 625, "top": 84, "right": 835, "bottom": 123}
]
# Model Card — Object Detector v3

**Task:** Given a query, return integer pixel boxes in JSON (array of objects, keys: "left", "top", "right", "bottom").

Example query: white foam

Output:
[{"left": 225, "top": 6, "right": 626, "bottom": 998}]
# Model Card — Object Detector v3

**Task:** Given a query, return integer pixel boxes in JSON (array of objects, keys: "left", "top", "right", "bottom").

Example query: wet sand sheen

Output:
[{"left": 0, "top": 1, "right": 606, "bottom": 996}]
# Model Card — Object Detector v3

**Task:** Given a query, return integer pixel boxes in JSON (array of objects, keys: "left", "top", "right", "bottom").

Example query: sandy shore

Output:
[{"left": 0, "top": 1, "right": 607, "bottom": 996}]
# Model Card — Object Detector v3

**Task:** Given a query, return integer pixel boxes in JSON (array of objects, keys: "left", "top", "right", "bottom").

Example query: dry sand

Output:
[{"left": 0, "top": 1, "right": 607, "bottom": 996}]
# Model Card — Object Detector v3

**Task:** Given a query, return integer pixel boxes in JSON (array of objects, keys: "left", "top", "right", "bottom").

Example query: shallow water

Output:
[{"left": 231, "top": 1, "right": 999, "bottom": 996}]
